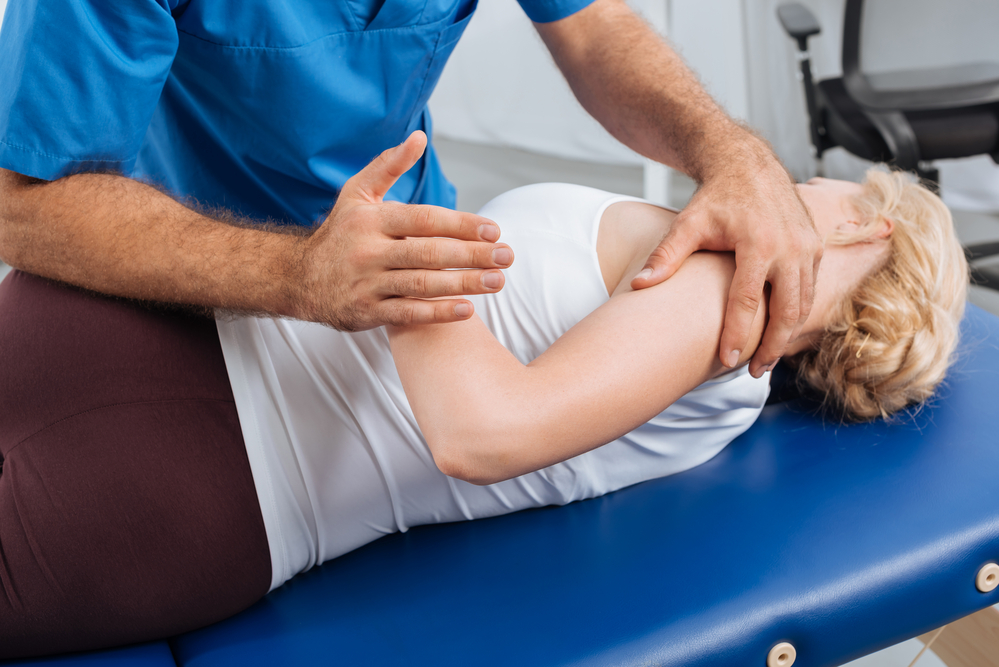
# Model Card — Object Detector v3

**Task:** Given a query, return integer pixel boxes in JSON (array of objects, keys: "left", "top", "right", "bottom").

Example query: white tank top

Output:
[{"left": 217, "top": 184, "right": 771, "bottom": 591}]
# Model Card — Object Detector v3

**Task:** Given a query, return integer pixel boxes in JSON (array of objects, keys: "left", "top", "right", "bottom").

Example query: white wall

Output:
[
  {"left": 669, "top": 0, "right": 748, "bottom": 122},
  {"left": 429, "top": 0, "right": 751, "bottom": 166},
  {"left": 428, "top": 0, "right": 642, "bottom": 165}
]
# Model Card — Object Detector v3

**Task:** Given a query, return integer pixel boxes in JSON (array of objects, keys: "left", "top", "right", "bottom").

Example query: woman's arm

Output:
[{"left": 387, "top": 252, "right": 766, "bottom": 485}]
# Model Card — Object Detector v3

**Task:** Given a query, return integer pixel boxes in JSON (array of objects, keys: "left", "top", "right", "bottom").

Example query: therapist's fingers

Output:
[
  {"left": 719, "top": 257, "right": 769, "bottom": 371},
  {"left": 381, "top": 205, "right": 502, "bottom": 243},
  {"left": 375, "top": 297, "right": 477, "bottom": 327},
  {"left": 631, "top": 208, "right": 707, "bottom": 289},
  {"left": 380, "top": 268, "right": 506, "bottom": 299},
  {"left": 747, "top": 265, "right": 800, "bottom": 377},
  {"left": 745, "top": 248, "right": 819, "bottom": 377},
  {"left": 337, "top": 134, "right": 504, "bottom": 245},
  {"left": 341, "top": 131, "right": 428, "bottom": 204},
  {"left": 300, "top": 130, "right": 515, "bottom": 330},
  {"left": 791, "top": 258, "right": 818, "bottom": 344},
  {"left": 385, "top": 238, "right": 513, "bottom": 270},
  {"left": 300, "top": 130, "right": 511, "bottom": 331}
]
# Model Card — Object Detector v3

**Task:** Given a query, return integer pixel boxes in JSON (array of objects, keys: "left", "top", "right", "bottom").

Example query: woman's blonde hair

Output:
[{"left": 794, "top": 169, "right": 969, "bottom": 421}]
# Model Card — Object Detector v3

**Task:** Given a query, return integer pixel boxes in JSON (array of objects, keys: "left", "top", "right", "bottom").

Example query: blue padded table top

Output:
[{"left": 168, "top": 304, "right": 999, "bottom": 667}]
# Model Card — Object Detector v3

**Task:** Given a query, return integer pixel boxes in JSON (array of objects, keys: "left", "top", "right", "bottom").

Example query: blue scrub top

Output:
[{"left": 0, "top": 0, "right": 594, "bottom": 224}]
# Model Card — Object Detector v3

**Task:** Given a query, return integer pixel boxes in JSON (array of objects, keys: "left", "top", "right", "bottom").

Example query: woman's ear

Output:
[
  {"left": 872, "top": 216, "right": 894, "bottom": 239},
  {"left": 836, "top": 217, "right": 893, "bottom": 239}
]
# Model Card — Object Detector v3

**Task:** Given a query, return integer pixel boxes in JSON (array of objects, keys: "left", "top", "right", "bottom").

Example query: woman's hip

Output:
[{"left": 0, "top": 270, "right": 271, "bottom": 659}]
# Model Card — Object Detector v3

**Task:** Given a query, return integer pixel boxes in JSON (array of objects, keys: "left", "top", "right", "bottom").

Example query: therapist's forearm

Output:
[
  {"left": 0, "top": 169, "right": 305, "bottom": 316},
  {"left": 535, "top": 0, "right": 773, "bottom": 182}
]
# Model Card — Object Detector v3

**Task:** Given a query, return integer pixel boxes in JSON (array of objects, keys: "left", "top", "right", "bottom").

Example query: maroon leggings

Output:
[{"left": 0, "top": 271, "right": 271, "bottom": 659}]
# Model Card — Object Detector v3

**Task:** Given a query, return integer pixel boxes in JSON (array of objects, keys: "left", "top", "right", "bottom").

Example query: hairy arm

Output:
[
  {"left": 534, "top": 0, "right": 758, "bottom": 181},
  {"left": 0, "top": 169, "right": 305, "bottom": 316},
  {"left": 388, "top": 252, "right": 765, "bottom": 485},
  {"left": 535, "top": 0, "right": 821, "bottom": 378},
  {"left": 0, "top": 134, "right": 510, "bottom": 329}
]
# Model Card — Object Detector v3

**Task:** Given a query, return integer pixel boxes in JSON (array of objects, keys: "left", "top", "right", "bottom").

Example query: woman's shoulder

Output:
[
  {"left": 478, "top": 183, "right": 623, "bottom": 212},
  {"left": 476, "top": 183, "right": 640, "bottom": 241}
]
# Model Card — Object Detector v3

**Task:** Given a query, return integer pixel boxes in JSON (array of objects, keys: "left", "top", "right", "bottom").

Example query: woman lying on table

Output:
[{"left": 0, "top": 136, "right": 967, "bottom": 658}]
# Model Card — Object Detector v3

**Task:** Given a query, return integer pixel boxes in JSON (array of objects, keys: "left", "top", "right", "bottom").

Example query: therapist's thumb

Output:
[
  {"left": 345, "top": 131, "right": 428, "bottom": 204},
  {"left": 630, "top": 209, "right": 703, "bottom": 290}
]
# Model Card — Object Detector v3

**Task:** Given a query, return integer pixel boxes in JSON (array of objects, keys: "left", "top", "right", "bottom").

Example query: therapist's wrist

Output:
[
  {"left": 281, "top": 234, "right": 319, "bottom": 322},
  {"left": 194, "top": 214, "right": 313, "bottom": 322},
  {"left": 691, "top": 125, "right": 779, "bottom": 188},
  {"left": 238, "top": 226, "right": 314, "bottom": 322}
]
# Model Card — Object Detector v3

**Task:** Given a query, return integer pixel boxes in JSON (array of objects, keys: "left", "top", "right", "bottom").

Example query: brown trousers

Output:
[{"left": 0, "top": 271, "right": 271, "bottom": 659}]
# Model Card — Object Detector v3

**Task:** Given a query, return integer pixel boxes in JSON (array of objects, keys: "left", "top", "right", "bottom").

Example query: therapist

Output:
[{"left": 0, "top": 0, "right": 820, "bottom": 378}]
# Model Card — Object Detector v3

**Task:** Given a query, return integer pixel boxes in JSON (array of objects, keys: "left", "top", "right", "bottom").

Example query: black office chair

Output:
[{"left": 777, "top": 0, "right": 999, "bottom": 289}]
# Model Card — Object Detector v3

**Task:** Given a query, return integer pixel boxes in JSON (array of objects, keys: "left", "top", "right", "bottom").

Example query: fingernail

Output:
[
  {"left": 726, "top": 350, "right": 741, "bottom": 367},
  {"left": 454, "top": 302, "right": 472, "bottom": 318},
  {"left": 479, "top": 224, "right": 500, "bottom": 242},
  {"left": 483, "top": 271, "right": 503, "bottom": 289},
  {"left": 635, "top": 268, "right": 653, "bottom": 282},
  {"left": 492, "top": 247, "right": 513, "bottom": 266}
]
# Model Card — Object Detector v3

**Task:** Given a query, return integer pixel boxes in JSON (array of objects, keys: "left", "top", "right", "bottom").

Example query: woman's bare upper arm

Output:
[
  {"left": 522, "top": 252, "right": 756, "bottom": 447},
  {"left": 388, "top": 250, "right": 766, "bottom": 484}
]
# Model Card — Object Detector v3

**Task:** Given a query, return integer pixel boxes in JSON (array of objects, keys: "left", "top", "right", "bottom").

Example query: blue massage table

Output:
[{"left": 5, "top": 304, "right": 999, "bottom": 667}]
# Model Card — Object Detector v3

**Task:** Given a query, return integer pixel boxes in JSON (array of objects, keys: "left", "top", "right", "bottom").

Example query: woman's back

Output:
[{"left": 218, "top": 183, "right": 770, "bottom": 592}]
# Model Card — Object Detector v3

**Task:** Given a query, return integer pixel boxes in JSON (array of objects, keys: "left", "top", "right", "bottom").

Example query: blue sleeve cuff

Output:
[
  {"left": 0, "top": 140, "right": 136, "bottom": 181},
  {"left": 516, "top": 0, "right": 596, "bottom": 23},
  {"left": 0, "top": 0, "right": 177, "bottom": 181}
]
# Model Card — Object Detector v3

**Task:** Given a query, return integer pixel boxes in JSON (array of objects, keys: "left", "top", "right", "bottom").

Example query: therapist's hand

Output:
[
  {"left": 534, "top": 0, "right": 820, "bottom": 378},
  {"left": 297, "top": 131, "right": 513, "bottom": 331},
  {"left": 631, "top": 153, "right": 822, "bottom": 378}
]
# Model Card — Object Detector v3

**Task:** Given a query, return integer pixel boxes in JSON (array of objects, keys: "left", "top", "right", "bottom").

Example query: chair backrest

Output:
[{"left": 842, "top": 0, "right": 999, "bottom": 109}]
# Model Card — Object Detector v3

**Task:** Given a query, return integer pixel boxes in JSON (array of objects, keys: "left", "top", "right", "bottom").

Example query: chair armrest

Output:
[
  {"left": 776, "top": 3, "right": 821, "bottom": 51},
  {"left": 863, "top": 109, "right": 921, "bottom": 170}
]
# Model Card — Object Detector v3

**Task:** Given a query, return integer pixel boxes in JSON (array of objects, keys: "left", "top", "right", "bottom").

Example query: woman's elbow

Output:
[
  {"left": 433, "top": 453, "right": 498, "bottom": 486},
  {"left": 427, "top": 427, "right": 519, "bottom": 486},
  {"left": 416, "top": 391, "right": 532, "bottom": 485}
]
